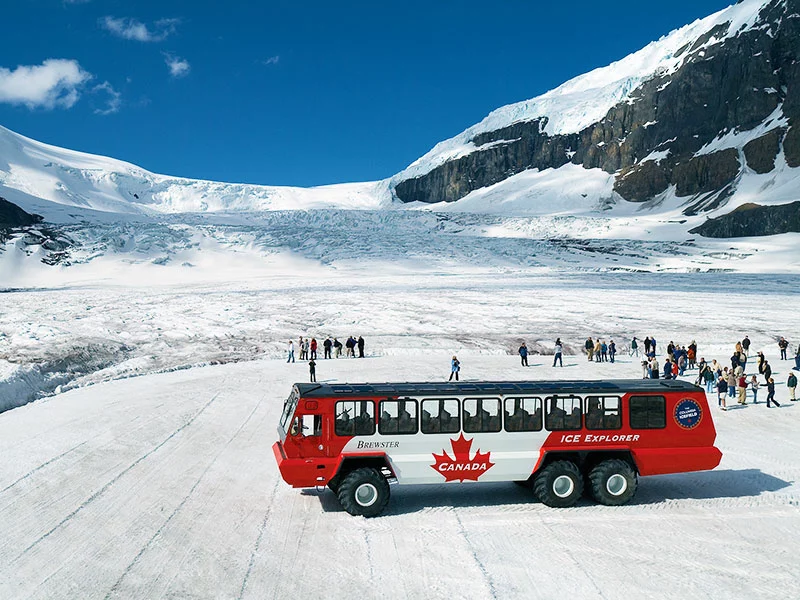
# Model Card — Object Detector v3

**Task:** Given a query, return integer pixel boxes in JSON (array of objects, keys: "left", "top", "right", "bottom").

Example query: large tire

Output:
[
  {"left": 337, "top": 467, "right": 390, "bottom": 517},
  {"left": 589, "top": 459, "right": 638, "bottom": 506},
  {"left": 533, "top": 461, "right": 583, "bottom": 508}
]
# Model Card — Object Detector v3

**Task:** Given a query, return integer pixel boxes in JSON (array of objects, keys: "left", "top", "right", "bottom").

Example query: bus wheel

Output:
[
  {"left": 337, "top": 467, "right": 390, "bottom": 517},
  {"left": 533, "top": 461, "right": 583, "bottom": 508},
  {"left": 589, "top": 459, "right": 637, "bottom": 506}
]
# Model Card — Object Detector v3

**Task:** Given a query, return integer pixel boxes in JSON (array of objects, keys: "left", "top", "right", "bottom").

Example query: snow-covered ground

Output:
[
  {"left": 1, "top": 352, "right": 799, "bottom": 600},
  {"left": 2, "top": 266, "right": 799, "bottom": 411}
]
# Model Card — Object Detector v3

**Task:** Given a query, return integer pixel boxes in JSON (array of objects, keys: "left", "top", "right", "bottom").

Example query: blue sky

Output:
[{"left": 1, "top": 0, "right": 731, "bottom": 187}]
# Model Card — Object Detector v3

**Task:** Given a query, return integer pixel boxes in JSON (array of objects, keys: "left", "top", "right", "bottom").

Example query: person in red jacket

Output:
[
  {"left": 310, "top": 338, "right": 318, "bottom": 360},
  {"left": 737, "top": 374, "right": 748, "bottom": 405}
]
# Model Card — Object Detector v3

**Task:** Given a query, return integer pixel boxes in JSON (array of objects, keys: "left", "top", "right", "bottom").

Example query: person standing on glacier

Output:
[
  {"left": 519, "top": 342, "right": 529, "bottom": 367},
  {"left": 553, "top": 340, "right": 563, "bottom": 367},
  {"left": 309, "top": 359, "right": 317, "bottom": 382},
  {"left": 449, "top": 356, "right": 461, "bottom": 381},
  {"left": 287, "top": 340, "right": 295, "bottom": 363}
]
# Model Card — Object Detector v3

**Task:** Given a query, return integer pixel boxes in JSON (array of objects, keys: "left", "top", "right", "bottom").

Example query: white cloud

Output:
[
  {"left": 92, "top": 81, "right": 121, "bottom": 115},
  {"left": 100, "top": 16, "right": 179, "bottom": 42},
  {"left": 163, "top": 53, "right": 190, "bottom": 78},
  {"left": 262, "top": 56, "right": 280, "bottom": 66},
  {"left": 0, "top": 59, "right": 92, "bottom": 110}
]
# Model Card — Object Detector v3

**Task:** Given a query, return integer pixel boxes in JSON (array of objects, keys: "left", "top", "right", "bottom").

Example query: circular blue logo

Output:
[{"left": 674, "top": 398, "right": 702, "bottom": 429}]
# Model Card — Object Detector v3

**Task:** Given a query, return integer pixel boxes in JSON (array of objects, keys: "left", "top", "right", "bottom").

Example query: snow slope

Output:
[
  {"left": 1, "top": 353, "right": 798, "bottom": 599},
  {"left": 0, "top": 125, "right": 388, "bottom": 218}
]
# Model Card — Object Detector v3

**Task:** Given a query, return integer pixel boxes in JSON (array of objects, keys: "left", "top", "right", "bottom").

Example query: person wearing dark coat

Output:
[
  {"left": 717, "top": 377, "right": 728, "bottom": 410},
  {"left": 778, "top": 337, "right": 789, "bottom": 360},
  {"left": 323, "top": 337, "right": 332, "bottom": 359},
  {"left": 518, "top": 342, "right": 529, "bottom": 367},
  {"left": 742, "top": 335, "right": 751, "bottom": 357},
  {"left": 663, "top": 359, "right": 673, "bottom": 380},
  {"left": 309, "top": 359, "right": 317, "bottom": 382},
  {"left": 763, "top": 360, "right": 772, "bottom": 384},
  {"left": 357, "top": 336, "right": 365, "bottom": 358},
  {"left": 766, "top": 377, "right": 780, "bottom": 407}
]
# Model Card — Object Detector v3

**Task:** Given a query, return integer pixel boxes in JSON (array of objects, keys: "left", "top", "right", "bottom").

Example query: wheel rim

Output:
[
  {"left": 355, "top": 483, "right": 379, "bottom": 507},
  {"left": 552, "top": 475, "right": 575, "bottom": 498},
  {"left": 606, "top": 473, "right": 628, "bottom": 496}
]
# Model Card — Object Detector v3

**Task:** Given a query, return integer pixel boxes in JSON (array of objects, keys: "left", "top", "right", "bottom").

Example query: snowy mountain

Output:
[
  {"left": 391, "top": 0, "right": 800, "bottom": 236},
  {"left": 1, "top": 0, "right": 799, "bottom": 286},
  {"left": 0, "top": 124, "right": 387, "bottom": 220}
]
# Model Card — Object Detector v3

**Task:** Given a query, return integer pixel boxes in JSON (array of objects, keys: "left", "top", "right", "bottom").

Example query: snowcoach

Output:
[{"left": 273, "top": 379, "right": 721, "bottom": 517}]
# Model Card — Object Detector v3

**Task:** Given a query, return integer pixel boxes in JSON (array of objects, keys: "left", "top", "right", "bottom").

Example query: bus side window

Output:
[
  {"left": 545, "top": 395, "right": 582, "bottom": 431},
  {"left": 422, "top": 399, "right": 459, "bottom": 434},
  {"left": 464, "top": 398, "right": 501, "bottom": 433},
  {"left": 629, "top": 395, "right": 666, "bottom": 429},
  {"left": 335, "top": 401, "right": 375, "bottom": 436},
  {"left": 379, "top": 398, "right": 419, "bottom": 435},
  {"left": 504, "top": 398, "right": 542, "bottom": 432}
]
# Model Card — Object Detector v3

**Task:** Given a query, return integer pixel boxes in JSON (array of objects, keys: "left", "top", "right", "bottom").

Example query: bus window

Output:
[
  {"left": 379, "top": 398, "right": 418, "bottom": 435},
  {"left": 335, "top": 400, "right": 375, "bottom": 436},
  {"left": 585, "top": 396, "right": 622, "bottom": 430},
  {"left": 545, "top": 395, "right": 582, "bottom": 431},
  {"left": 463, "top": 398, "right": 501, "bottom": 433},
  {"left": 504, "top": 397, "right": 542, "bottom": 432},
  {"left": 421, "top": 398, "right": 460, "bottom": 434},
  {"left": 280, "top": 387, "right": 300, "bottom": 433},
  {"left": 629, "top": 395, "right": 666, "bottom": 429},
  {"left": 290, "top": 414, "right": 321, "bottom": 438}
]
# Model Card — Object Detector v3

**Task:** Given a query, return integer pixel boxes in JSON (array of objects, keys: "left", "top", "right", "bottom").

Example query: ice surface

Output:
[{"left": 1, "top": 351, "right": 798, "bottom": 599}]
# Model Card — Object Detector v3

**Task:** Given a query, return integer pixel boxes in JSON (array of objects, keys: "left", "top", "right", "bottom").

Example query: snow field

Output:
[
  {"left": 0, "top": 352, "right": 798, "bottom": 600},
  {"left": 2, "top": 271, "right": 799, "bottom": 410}
]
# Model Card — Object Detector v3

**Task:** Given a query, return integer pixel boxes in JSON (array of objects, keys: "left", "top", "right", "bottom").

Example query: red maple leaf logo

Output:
[{"left": 431, "top": 433, "right": 495, "bottom": 482}]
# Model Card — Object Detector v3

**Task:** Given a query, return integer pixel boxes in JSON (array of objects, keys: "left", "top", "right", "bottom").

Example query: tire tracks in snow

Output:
[
  {"left": 452, "top": 508, "right": 499, "bottom": 599},
  {"left": 236, "top": 480, "right": 280, "bottom": 600},
  {"left": 0, "top": 440, "right": 88, "bottom": 496},
  {"left": 16, "top": 389, "right": 224, "bottom": 561},
  {"left": 104, "top": 390, "right": 265, "bottom": 600}
]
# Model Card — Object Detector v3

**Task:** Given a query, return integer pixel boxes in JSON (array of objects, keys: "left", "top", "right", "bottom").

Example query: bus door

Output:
[{"left": 287, "top": 400, "right": 327, "bottom": 459}]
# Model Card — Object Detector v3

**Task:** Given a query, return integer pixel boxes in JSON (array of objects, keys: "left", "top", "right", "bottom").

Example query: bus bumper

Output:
[
  {"left": 633, "top": 446, "right": 723, "bottom": 476},
  {"left": 273, "top": 441, "right": 338, "bottom": 488}
]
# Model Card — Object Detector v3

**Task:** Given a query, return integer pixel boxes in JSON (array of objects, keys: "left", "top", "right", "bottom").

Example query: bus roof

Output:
[{"left": 293, "top": 379, "right": 701, "bottom": 398}]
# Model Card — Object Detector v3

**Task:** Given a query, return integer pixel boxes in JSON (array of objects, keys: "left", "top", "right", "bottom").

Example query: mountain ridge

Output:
[{"left": 389, "top": 0, "right": 800, "bottom": 236}]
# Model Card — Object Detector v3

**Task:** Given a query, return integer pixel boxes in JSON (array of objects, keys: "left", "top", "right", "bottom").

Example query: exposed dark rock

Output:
[
  {"left": 785, "top": 123, "right": 800, "bottom": 168},
  {"left": 613, "top": 161, "right": 671, "bottom": 202},
  {"left": 0, "top": 197, "right": 42, "bottom": 227},
  {"left": 393, "top": 0, "right": 800, "bottom": 215},
  {"left": 689, "top": 201, "right": 800, "bottom": 237},
  {"left": 672, "top": 149, "right": 740, "bottom": 197},
  {"left": 743, "top": 128, "right": 784, "bottom": 173}
]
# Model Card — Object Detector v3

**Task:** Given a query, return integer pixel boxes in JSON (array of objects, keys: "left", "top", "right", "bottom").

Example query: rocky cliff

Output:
[
  {"left": 0, "top": 197, "right": 42, "bottom": 228},
  {"left": 690, "top": 201, "right": 800, "bottom": 237},
  {"left": 393, "top": 0, "right": 800, "bottom": 234}
]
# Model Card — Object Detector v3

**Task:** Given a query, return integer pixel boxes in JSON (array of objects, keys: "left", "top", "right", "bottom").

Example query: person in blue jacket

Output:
[
  {"left": 663, "top": 358, "right": 673, "bottom": 380},
  {"left": 449, "top": 356, "right": 461, "bottom": 381},
  {"left": 518, "top": 342, "right": 529, "bottom": 367}
]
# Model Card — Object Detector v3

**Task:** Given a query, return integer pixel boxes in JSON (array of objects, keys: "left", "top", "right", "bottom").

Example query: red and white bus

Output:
[{"left": 273, "top": 379, "right": 721, "bottom": 517}]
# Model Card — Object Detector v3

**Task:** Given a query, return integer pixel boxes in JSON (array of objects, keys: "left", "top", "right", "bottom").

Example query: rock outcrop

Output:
[
  {"left": 0, "top": 197, "right": 42, "bottom": 228},
  {"left": 689, "top": 201, "right": 800, "bottom": 237}
]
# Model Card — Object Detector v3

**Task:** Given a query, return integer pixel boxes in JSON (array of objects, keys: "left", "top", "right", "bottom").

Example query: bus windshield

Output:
[{"left": 279, "top": 387, "right": 300, "bottom": 434}]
